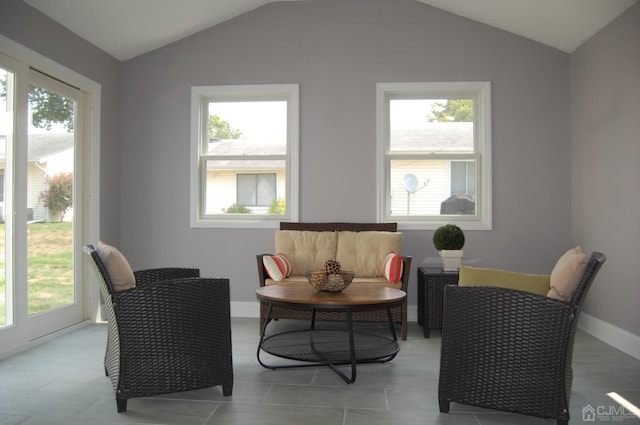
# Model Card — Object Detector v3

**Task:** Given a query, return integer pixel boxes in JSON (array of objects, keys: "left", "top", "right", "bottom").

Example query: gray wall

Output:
[
  {"left": 119, "top": 0, "right": 573, "bottom": 308},
  {"left": 570, "top": 2, "right": 640, "bottom": 336},
  {"left": 2, "top": 0, "right": 636, "bottom": 337},
  {"left": 0, "top": 0, "right": 122, "bottom": 244}
]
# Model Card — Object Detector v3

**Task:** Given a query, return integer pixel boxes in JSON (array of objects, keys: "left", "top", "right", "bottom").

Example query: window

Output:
[
  {"left": 190, "top": 84, "right": 299, "bottom": 228},
  {"left": 377, "top": 82, "right": 492, "bottom": 230},
  {"left": 237, "top": 173, "right": 276, "bottom": 209},
  {"left": 451, "top": 161, "right": 475, "bottom": 197}
]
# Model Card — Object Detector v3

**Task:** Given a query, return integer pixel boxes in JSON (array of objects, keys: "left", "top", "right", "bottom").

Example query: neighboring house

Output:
[
  {"left": 0, "top": 133, "right": 73, "bottom": 222},
  {"left": 390, "top": 122, "right": 475, "bottom": 216},
  {"left": 205, "top": 122, "right": 475, "bottom": 216},
  {"left": 205, "top": 138, "right": 286, "bottom": 215}
]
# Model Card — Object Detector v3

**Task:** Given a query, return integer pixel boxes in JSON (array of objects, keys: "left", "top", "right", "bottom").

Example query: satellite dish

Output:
[{"left": 403, "top": 174, "right": 419, "bottom": 193}]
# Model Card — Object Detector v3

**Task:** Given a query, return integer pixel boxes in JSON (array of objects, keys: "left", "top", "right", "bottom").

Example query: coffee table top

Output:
[{"left": 256, "top": 284, "right": 406, "bottom": 308}]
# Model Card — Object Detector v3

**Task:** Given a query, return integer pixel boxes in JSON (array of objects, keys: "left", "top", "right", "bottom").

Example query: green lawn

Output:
[{"left": 0, "top": 222, "right": 74, "bottom": 325}]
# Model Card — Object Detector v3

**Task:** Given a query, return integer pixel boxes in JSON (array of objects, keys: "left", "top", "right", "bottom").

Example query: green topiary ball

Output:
[{"left": 433, "top": 224, "right": 465, "bottom": 250}]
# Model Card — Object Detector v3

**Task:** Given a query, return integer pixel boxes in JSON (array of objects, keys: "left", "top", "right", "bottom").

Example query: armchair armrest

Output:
[{"left": 134, "top": 268, "right": 200, "bottom": 286}]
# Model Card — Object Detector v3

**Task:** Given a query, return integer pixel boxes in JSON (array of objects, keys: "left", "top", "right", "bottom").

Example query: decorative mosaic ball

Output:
[
  {"left": 311, "top": 268, "right": 326, "bottom": 279},
  {"left": 324, "top": 260, "right": 341, "bottom": 275}
]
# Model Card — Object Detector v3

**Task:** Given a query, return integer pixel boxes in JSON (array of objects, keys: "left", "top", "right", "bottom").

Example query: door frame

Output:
[{"left": 0, "top": 35, "right": 101, "bottom": 358}]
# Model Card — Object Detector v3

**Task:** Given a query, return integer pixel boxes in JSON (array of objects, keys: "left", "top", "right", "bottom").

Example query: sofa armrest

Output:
[
  {"left": 256, "top": 254, "right": 271, "bottom": 287},
  {"left": 400, "top": 256, "right": 412, "bottom": 292}
]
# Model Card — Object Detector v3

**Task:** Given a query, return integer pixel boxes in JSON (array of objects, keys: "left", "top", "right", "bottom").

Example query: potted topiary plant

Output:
[{"left": 433, "top": 224, "right": 465, "bottom": 271}]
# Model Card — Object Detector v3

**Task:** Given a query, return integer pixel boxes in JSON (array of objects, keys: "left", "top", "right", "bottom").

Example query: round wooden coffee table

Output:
[{"left": 256, "top": 284, "right": 406, "bottom": 383}]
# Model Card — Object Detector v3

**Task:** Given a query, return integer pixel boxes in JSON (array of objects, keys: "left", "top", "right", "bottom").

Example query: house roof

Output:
[
  {"left": 206, "top": 139, "right": 285, "bottom": 170},
  {"left": 0, "top": 133, "right": 74, "bottom": 162},
  {"left": 205, "top": 122, "right": 473, "bottom": 165},
  {"left": 391, "top": 122, "right": 473, "bottom": 152}
]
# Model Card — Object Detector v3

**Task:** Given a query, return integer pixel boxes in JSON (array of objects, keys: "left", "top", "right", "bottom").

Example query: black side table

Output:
[{"left": 417, "top": 267, "right": 459, "bottom": 337}]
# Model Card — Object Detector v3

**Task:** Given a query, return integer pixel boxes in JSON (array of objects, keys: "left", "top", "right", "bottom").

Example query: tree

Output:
[
  {"left": 28, "top": 86, "right": 75, "bottom": 132},
  {"left": 40, "top": 172, "right": 73, "bottom": 222},
  {"left": 208, "top": 115, "right": 243, "bottom": 140},
  {"left": 428, "top": 99, "right": 473, "bottom": 122},
  {"left": 1, "top": 79, "right": 75, "bottom": 132}
]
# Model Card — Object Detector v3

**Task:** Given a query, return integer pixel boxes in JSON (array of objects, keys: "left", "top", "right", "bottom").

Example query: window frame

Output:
[
  {"left": 376, "top": 82, "right": 492, "bottom": 230},
  {"left": 190, "top": 84, "right": 299, "bottom": 228}
]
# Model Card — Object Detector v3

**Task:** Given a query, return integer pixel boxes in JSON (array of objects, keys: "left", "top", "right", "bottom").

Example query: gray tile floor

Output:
[{"left": 0, "top": 318, "right": 639, "bottom": 425}]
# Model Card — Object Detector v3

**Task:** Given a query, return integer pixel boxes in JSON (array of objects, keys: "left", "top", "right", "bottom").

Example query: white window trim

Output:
[
  {"left": 190, "top": 84, "right": 299, "bottom": 228},
  {"left": 376, "top": 81, "right": 492, "bottom": 230}
]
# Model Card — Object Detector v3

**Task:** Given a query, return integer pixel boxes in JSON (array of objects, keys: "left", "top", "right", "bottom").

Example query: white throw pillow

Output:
[
  {"left": 96, "top": 241, "right": 136, "bottom": 291},
  {"left": 547, "top": 246, "right": 587, "bottom": 302}
]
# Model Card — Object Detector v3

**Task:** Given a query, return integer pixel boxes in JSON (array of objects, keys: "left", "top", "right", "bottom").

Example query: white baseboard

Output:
[
  {"left": 579, "top": 312, "right": 640, "bottom": 360},
  {"left": 231, "top": 301, "right": 420, "bottom": 322}
]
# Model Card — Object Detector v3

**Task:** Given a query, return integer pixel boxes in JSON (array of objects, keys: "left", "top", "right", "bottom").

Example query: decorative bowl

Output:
[{"left": 306, "top": 270, "right": 355, "bottom": 292}]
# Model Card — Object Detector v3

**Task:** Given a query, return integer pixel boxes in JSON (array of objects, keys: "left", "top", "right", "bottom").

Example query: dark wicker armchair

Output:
[
  {"left": 84, "top": 244, "right": 233, "bottom": 412},
  {"left": 438, "top": 251, "right": 605, "bottom": 425}
]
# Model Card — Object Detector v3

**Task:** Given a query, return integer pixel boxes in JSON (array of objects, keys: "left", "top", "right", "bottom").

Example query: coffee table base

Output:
[{"left": 258, "top": 304, "right": 400, "bottom": 383}]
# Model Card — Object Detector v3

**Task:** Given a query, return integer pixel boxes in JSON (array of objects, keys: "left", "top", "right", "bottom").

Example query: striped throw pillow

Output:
[
  {"left": 384, "top": 253, "right": 403, "bottom": 284},
  {"left": 263, "top": 253, "right": 293, "bottom": 281}
]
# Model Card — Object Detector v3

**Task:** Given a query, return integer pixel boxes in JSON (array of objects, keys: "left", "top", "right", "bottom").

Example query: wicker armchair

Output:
[
  {"left": 438, "top": 251, "right": 605, "bottom": 425},
  {"left": 84, "top": 244, "right": 233, "bottom": 412}
]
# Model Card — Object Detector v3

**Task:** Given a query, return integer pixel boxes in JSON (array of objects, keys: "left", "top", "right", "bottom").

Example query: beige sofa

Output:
[{"left": 257, "top": 222, "right": 412, "bottom": 340}]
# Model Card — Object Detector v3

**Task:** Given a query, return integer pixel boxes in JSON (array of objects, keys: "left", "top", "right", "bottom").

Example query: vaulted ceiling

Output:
[{"left": 23, "top": 0, "right": 638, "bottom": 61}]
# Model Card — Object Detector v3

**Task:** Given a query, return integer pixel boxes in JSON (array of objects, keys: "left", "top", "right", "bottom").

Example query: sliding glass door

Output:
[{"left": 0, "top": 51, "right": 91, "bottom": 349}]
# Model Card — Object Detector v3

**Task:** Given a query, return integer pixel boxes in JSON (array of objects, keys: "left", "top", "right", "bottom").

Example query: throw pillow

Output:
[
  {"left": 547, "top": 246, "right": 588, "bottom": 302},
  {"left": 95, "top": 241, "right": 136, "bottom": 291},
  {"left": 384, "top": 253, "right": 403, "bottom": 284},
  {"left": 459, "top": 265, "right": 550, "bottom": 296},
  {"left": 263, "top": 253, "right": 293, "bottom": 281}
]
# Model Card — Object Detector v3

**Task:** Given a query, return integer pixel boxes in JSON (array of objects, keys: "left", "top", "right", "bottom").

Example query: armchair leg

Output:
[
  {"left": 222, "top": 382, "right": 233, "bottom": 396},
  {"left": 556, "top": 420, "right": 568, "bottom": 425},
  {"left": 116, "top": 398, "right": 127, "bottom": 413},
  {"left": 439, "top": 399, "right": 450, "bottom": 413}
]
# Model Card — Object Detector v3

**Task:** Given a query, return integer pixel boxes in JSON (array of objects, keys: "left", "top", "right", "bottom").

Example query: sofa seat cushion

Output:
[
  {"left": 459, "top": 265, "right": 550, "bottom": 296},
  {"left": 335, "top": 231, "right": 402, "bottom": 277},
  {"left": 265, "top": 276, "right": 397, "bottom": 288},
  {"left": 275, "top": 231, "right": 338, "bottom": 275}
]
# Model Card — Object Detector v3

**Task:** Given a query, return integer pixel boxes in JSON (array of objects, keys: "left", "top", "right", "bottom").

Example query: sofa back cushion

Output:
[
  {"left": 275, "top": 230, "right": 338, "bottom": 275},
  {"left": 336, "top": 231, "right": 402, "bottom": 277}
]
